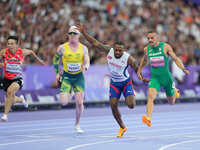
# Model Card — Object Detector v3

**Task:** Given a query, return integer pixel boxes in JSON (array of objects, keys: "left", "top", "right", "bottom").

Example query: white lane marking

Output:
[
  {"left": 1, "top": 109, "right": 199, "bottom": 127},
  {"left": 0, "top": 125, "right": 200, "bottom": 146},
  {"left": 65, "top": 139, "right": 117, "bottom": 150},
  {"left": 66, "top": 135, "right": 200, "bottom": 150},
  {"left": 158, "top": 139, "right": 200, "bottom": 150},
  {"left": 0, "top": 128, "right": 200, "bottom": 147},
  {"left": 0, "top": 120, "right": 200, "bottom": 141},
  {"left": 0, "top": 138, "right": 55, "bottom": 146},
  {"left": 0, "top": 118, "right": 199, "bottom": 134},
  {"left": 24, "top": 135, "right": 53, "bottom": 138}
]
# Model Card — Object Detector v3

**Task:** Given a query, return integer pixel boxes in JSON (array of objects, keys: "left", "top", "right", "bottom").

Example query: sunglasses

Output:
[{"left": 68, "top": 32, "right": 78, "bottom": 35}]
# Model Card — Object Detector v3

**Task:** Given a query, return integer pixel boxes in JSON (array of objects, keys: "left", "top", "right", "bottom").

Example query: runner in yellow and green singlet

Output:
[{"left": 53, "top": 26, "right": 90, "bottom": 133}]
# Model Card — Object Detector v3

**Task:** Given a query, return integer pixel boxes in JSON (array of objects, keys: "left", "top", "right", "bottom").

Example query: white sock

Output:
[{"left": 21, "top": 95, "right": 28, "bottom": 108}]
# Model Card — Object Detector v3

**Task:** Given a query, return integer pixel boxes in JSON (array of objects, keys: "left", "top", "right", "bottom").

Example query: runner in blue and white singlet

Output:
[
  {"left": 77, "top": 24, "right": 149, "bottom": 138},
  {"left": 107, "top": 48, "right": 134, "bottom": 99},
  {"left": 107, "top": 48, "right": 130, "bottom": 82}
]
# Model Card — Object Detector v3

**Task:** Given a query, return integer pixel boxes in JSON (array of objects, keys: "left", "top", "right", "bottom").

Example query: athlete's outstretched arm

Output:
[
  {"left": 129, "top": 55, "right": 149, "bottom": 82},
  {"left": 22, "top": 49, "right": 46, "bottom": 65},
  {"left": 137, "top": 47, "right": 149, "bottom": 81},
  {"left": 76, "top": 24, "right": 111, "bottom": 53},
  {"left": 165, "top": 43, "right": 190, "bottom": 75}
]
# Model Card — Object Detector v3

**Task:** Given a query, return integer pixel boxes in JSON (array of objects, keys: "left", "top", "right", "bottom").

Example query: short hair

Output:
[
  {"left": 114, "top": 41, "right": 125, "bottom": 46},
  {"left": 146, "top": 31, "right": 158, "bottom": 37},
  {"left": 147, "top": 31, "right": 157, "bottom": 35},
  {"left": 147, "top": 30, "right": 156, "bottom": 34},
  {"left": 7, "top": 36, "right": 19, "bottom": 43}
]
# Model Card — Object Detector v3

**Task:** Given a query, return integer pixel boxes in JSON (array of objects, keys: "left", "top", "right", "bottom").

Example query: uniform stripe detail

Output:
[{"left": 110, "top": 84, "right": 119, "bottom": 94}]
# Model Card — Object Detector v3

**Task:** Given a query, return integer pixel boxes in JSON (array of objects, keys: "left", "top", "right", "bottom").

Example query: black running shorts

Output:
[{"left": 3, "top": 78, "right": 23, "bottom": 92}]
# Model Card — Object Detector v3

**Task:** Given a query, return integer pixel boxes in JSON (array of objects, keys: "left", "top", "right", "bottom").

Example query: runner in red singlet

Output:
[{"left": 0, "top": 36, "right": 46, "bottom": 121}]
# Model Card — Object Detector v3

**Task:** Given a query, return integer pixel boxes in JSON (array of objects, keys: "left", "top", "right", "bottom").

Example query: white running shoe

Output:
[
  {"left": 75, "top": 125, "right": 84, "bottom": 133},
  {"left": 1, "top": 114, "right": 8, "bottom": 122},
  {"left": 20, "top": 95, "right": 28, "bottom": 108}
]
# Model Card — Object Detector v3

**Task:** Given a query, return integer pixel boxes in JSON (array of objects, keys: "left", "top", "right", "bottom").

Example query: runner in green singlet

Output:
[{"left": 137, "top": 31, "right": 190, "bottom": 127}]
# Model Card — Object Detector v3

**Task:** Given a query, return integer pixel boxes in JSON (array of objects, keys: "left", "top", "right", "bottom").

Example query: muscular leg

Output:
[
  {"left": 59, "top": 92, "right": 73, "bottom": 106},
  {"left": 125, "top": 95, "right": 135, "bottom": 109},
  {"left": 110, "top": 97, "right": 126, "bottom": 129},
  {"left": 146, "top": 88, "right": 157, "bottom": 120},
  {"left": 4, "top": 82, "right": 20, "bottom": 115},
  {"left": 74, "top": 92, "right": 84, "bottom": 126},
  {"left": 167, "top": 88, "right": 179, "bottom": 105}
]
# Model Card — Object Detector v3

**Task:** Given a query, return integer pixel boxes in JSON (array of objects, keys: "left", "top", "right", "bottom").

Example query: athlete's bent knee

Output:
[
  {"left": 126, "top": 96, "right": 135, "bottom": 109},
  {"left": 75, "top": 92, "right": 84, "bottom": 105},
  {"left": 60, "top": 93, "right": 72, "bottom": 106}
]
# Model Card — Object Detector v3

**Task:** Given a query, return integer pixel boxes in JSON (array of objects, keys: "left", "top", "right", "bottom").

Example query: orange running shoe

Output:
[
  {"left": 142, "top": 115, "right": 152, "bottom": 127},
  {"left": 117, "top": 128, "right": 127, "bottom": 138}
]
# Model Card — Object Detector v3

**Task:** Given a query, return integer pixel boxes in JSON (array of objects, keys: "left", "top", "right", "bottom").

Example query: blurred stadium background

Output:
[{"left": 0, "top": 0, "right": 200, "bottom": 110}]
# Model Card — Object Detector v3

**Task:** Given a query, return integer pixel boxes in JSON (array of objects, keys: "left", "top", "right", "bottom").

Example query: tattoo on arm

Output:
[
  {"left": 53, "top": 53, "right": 60, "bottom": 74},
  {"left": 53, "top": 45, "right": 64, "bottom": 74}
]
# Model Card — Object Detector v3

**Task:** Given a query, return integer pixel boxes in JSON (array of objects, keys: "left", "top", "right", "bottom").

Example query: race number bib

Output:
[
  {"left": 150, "top": 56, "right": 165, "bottom": 67},
  {"left": 67, "top": 63, "right": 81, "bottom": 73},
  {"left": 6, "top": 63, "right": 22, "bottom": 74}
]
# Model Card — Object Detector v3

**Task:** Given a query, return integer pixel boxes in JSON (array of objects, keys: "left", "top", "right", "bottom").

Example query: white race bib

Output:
[
  {"left": 6, "top": 63, "right": 22, "bottom": 73},
  {"left": 67, "top": 63, "right": 81, "bottom": 73}
]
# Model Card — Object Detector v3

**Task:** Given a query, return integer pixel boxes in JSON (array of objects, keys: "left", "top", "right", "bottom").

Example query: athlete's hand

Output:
[
  {"left": 56, "top": 72, "right": 62, "bottom": 87},
  {"left": 142, "top": 78, "right": 150, "bottom": 83},
  {"left": 41, "top": 61, "right": 48, "bottom": 66},
  {"left": 137, "top": 72, "right": 149, "bottom": 82},
  {"left": 183, "top": 69, "right": 190, "bottom": 75},
  {"left": 137, "top": 72, "right": 143, "bottom": 81},
  {"left": 56, "top": 74, "right": 60, "bottom": 84},
  {"left": 81, "top": 65, "right": 88, "bottom": 72},
  {"left": 76, "top": 24, "right": 86, "bottom": 34}
]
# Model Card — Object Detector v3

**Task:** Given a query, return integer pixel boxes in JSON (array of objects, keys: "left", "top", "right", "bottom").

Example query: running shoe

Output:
[
  {"left": 75, "top": 124, "right": 84, "bottom": 133},
  {"left": 117, "top": 128, "right": 127, "bottom": 138},
  {"left": 142, "top": 115, "right": 152, "bottom": 127},
  {"left": 1, "top": 114, "right": 8, "bottom": 122}
]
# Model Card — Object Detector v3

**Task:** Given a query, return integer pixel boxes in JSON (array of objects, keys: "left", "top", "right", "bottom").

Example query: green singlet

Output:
[{"left": 147, "top": 42, "right": 175, "bottom": 97}]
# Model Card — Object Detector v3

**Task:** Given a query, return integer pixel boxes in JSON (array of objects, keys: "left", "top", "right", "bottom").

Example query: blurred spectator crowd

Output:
[{"left": 0, "top": 0, "right": 200, "bottom": 66}]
